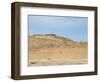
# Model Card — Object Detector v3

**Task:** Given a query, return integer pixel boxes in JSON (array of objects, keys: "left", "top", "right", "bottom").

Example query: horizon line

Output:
[{"left": 28, "top": 33, "right": 88, "bottom": 43}]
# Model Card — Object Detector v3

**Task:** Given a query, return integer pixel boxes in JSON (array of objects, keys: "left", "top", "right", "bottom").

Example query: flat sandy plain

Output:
[{"left": 28, "top": 34, "right": 87, "bottom": 66}]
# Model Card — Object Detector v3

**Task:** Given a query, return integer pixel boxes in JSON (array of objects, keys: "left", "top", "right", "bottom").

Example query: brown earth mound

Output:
[{"left": 28, "top": 34, "right": 88, "bottom": 66}]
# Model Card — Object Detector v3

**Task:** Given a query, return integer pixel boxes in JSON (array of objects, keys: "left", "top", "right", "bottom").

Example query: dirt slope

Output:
[{"left": 28, "top": 34, "right": 88, "bottom": 66}]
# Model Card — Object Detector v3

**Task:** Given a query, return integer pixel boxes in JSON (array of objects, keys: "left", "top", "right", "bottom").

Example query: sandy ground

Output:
[{"left": 28, "top": 46, "right": 87, "bottom": 66}]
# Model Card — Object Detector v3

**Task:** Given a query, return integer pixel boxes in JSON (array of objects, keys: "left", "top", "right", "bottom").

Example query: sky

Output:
[{"left": 28, "top": 15, "right": 88, "bottom": 42}]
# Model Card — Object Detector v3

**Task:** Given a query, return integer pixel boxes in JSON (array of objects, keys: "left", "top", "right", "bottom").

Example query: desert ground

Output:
[{"left": 28, "top": 34, "right": 88, "bottom": 66}]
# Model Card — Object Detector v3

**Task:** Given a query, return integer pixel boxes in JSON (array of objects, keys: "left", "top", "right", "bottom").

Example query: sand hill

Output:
[{"left": 28, "top": 34, "right": 88, "bottom": 66}]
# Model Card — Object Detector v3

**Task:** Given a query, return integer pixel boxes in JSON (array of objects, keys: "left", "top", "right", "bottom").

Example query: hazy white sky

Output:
[{"left": 28, "top": 15, "right": 88, "bottom": 42}]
